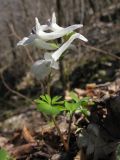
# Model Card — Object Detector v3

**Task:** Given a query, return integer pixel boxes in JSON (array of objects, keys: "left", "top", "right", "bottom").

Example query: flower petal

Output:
[
  {"left": 44, "top": 52, "right": 59, "bottom": 70},
  {"left": 51, "top": 12, "right": 56, "bottom": 24},
  {"left": 78, "top": 34, "right": 88, "bottom": 42},
  {"left": 51, "top": 61, "right": 59, "bottom": 70},
  {"left": 31, "top": 60, "right": 51, "bottom": 80},
  {"left": 52, "top": 33, "right": 88, "bottom": 61},
  {"left": 50, "top": 12, "right": 63, "bottom": 31},
  {"left": 17, "top": 33, "right": 58, "bottom": 50},
  {"left": 41, "top": 24, "right": 49, "bottom": 31},
  {"left": 51, "top": 23, "right": 63, "bottom": 31},
  {"left": 17, "top": 34, "right": 36, "bottom": 46},
  {"left": 37, "top": 24, "right": 83, "bottom": 40},
  {"left": 35, "top": 17, "right": 41, "bottom": 34}
]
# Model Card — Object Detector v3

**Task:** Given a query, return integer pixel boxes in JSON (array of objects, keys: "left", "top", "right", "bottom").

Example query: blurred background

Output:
[
  {"left": 0, "top": 0, "right": 120, "bottom": 159},
  {"left": 0, "top": 0, "right": 120, "bottom": 127}
]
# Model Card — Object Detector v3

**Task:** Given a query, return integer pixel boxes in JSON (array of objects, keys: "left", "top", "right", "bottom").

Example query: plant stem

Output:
[
  {"left": 47, "top": 80, "right": 51, "bottom": 96},
  {"left": 45, "top": 72, "right": 51, "bottom": 96},
  {"left": 67, "top": 113, "right": 74, "bottom": 148},
  {"left": 59, "top": 57, "right": 67, "bottom": 91},
  {"left": 52, "top": 116, "right": 69, "bottom": 152}
]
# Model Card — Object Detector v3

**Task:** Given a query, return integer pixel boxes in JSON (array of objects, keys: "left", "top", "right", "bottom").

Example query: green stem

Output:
[
  {"left": 40, "top": 81, "right": 45, "bottom": 95},
  {"left": 52, "top": 116, "right": 69, "bottom": 152},
  {"left": 59, "top": 57, "right": 67, "bottom": 91},
  {"left": 47, "top": 80, "right": 51, "bottom": 96},
  {"left": 67, "top": 113, "right": 74, "bottom": 148},
  {"left": 47, "top": 72, "right": 52, "bottom": 96}
]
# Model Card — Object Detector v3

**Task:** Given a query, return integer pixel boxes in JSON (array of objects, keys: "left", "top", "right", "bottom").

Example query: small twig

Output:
[
  {"left": 82, "top": 44, "right": 120, "bottom": 61},
  {"left": 8, "top": 23, "right": 34, "bottom": 63},
  {"left": 1, "top": 72, "right": 32, "bottom": 103},
  {"left": 0, "top": 65, "right": 10, "bottom": 75},
  {"left": 52, "top": 116, "right": 69, "bottom": 152},
  {"left": 80, "top": 0, "right": 85, "bottom": 24}
]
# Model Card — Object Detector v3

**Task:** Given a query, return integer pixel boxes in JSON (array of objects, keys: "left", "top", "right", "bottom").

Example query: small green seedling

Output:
[
  {"left": 65, "top": 91, "right": 90, "bottom": 116},
  {"left": 64, "top": 92, "right": 90, "bottom": 147},
  {"left": 35, "top": 92, "right": 91, "bottom": 152},
  {"left": 35, "top": 94, "right": 69, "bottom": 151}
]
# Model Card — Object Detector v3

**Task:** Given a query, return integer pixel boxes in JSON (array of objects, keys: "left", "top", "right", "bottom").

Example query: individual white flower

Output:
[
  {"left": 17, "top": 33, "right": 58, "bottom": 50},
  {"left": 35, "top": 17, "right": 82, "bottom": 41},
  {"left": 17, "top": 15, "right": 83, "bottom": 49},
  {"left": 52, "top": 33, "right": 88, "bottom": 61},
  {"left": 47, "top": 12, "right": 83, "bottom": 32},
  {"left": 31, "top": 52, "right": 59, "bottom": 80}
]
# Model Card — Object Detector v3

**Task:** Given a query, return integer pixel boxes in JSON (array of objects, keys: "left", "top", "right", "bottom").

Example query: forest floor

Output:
[{"left": 0, "top": 56, "right": 120, "bottom": 160}]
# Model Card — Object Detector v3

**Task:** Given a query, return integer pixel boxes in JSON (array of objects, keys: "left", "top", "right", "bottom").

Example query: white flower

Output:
[
  {"left": 52, "top": 33, "right": 88, "bottom": 61},
  {"left": 17, "top": 13, "right": 83, "bottom": 49},
  {"left": 47, "top": 12, "right": 83, "bottom": 32},
  {"left": 17, "top": 34, "right": 58, "bottom": 50},
  {"left": 31, "top": 52, "right": 59, "bottom": 80},
  {"left": 35, "top": 17, "right": 82, "bottom": 41}
]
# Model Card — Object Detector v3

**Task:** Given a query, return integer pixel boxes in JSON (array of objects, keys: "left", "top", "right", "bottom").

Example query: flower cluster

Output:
[{"left": 17, "top": 12, "right": 88, "bottom": 80}]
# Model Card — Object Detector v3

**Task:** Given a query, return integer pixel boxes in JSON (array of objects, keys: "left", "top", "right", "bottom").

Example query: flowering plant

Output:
[{"left": 17, "top": 12, "right": 89, "bottom": 152}]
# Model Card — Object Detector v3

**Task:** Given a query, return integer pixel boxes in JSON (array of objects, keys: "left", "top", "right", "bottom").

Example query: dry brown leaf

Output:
[
  {"left": 74, "top": 88, "right": 87, "bottom": 96},
  {"left": 65, "top": 90, "right": 72, "bottom": 101},
  {"left": 22, "top": 126, "right": 35, "bottom": 143},
  {"left": 11, "top": 143, "right": 37, "bottom": 157},
  {"left": 86, "top": 83, "right": 97, "bottom": 90}
]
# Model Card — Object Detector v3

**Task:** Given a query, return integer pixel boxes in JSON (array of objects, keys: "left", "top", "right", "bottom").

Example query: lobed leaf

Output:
[
  {"left": 40, "top": 94, "right": 51, "bottom": 104},
  {"left": 35, "top": 100, "right": 64, "bottom": 116},
  {"left": 65, "top": 101, "right": 79, "bottom": 114},
  {"left": 45, "top": 94, "right": 51, "bottom": 104},
  {"left": 52, "top": 96, "right": 62, "bottom": 104},
  {"left": 40, "top": 95, "right": 48, "bottom": 103}
]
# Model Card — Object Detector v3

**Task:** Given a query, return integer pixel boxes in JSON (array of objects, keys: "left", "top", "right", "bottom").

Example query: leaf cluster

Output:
[
  {"left": 35, "top": 95, "right": 65, "bottom": 116},
  {"left": 65, "top": 92, "right": 90, "bottom": 116},
  {"left": 35, "top": 92, "right": 90, "bottom": 117}
]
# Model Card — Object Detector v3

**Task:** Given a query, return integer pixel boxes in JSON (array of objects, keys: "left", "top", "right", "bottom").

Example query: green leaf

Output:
[
  {"left": 50, "top": 43, "right": 59, "bottom": 49},
  {"left": 52, "top": 96, "right": 62, "bottom": 104},
  {"left": 45, "top": 94, "right": 51, "bottom": 104},
  {"left": 40, "top": 95, "right": 48, "bottom": 103},
  {"left": 40, "top": 95, "right": 51, "bottom": 104},
  {"left": 65, "top": 101, "right": 79, "bottom": 114},
  {"left": 52, "top": 101, "right": 64, "bottom": 105},
  {"left": 69, "top": 91, "right": 79, "bottom": 102},
  {"left": 63, "top": 32, "right": 76, "bottom": 41},
  {"left": 79, "top": 97, "right": 90, "bottom": 107},
  {"left": 36, "top": 100, "right": 64, "bottom": 116},
  {"left": 0, "top": 149, "right": 11, "bottom": 160}
]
